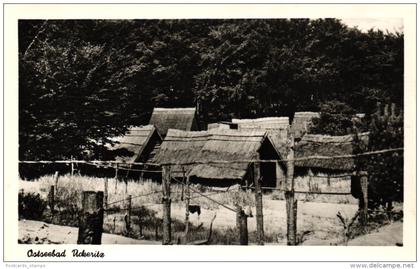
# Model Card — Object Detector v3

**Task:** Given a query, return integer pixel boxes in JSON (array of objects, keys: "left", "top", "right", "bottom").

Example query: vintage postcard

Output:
[{"left": 3, "top": 3, "right": 416, "bottom": 263}]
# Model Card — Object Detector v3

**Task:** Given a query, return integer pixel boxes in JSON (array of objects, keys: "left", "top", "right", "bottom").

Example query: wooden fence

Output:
[{"left": 20, "top": 147, "right": 401, "bottom": 245}]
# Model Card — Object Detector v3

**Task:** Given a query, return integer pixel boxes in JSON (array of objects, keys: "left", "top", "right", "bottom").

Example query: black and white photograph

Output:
[{"left": 3, "top": 3, "right": 416, "bottom": 263}]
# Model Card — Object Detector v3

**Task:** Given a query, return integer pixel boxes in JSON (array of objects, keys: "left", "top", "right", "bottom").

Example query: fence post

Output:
[
  {"left": 48, "top": 185, "right": 55, "bottom": 214},
  {"left": 155, "top": 222, "right": 159, "bottom": 241},
  {"left": 184, "top": 175, "right": 190, "bottom": 243},
  {"left": 125, "top": 178, "right": 128, "bottom": 194},
  {"left": 236, "top": 205, "right": 248, "bottom": 245},
  {"left": 77, "top": 191, "right": 104, "bottom": 244},
  {"left": 162, "top": 165, "right": 172, "bottom": 245},
  {"left": 359, "top": 171, "right": 368, "bottom": 227},
  {"left": 53, "top": 171, "right": 59, "bottom": 191},
  {"left": 125, "top": 195, "right": 132, "bottom": 234},
  {"left": 286, "top": 126, "right": 297, "bottom": 245},
  {"left": 236, "top": 204, "right": 241, "bottom": 229},
  {"left": 70, "top": 156, "right": 74, "bottom": 177},
  {"left": 104, "top": 178, "right": 108, "bottom": 210},
  {"left": 114, "top": 163, "right": 119, "bottom": 194},
  {"left": 253, "top": 161, "right": 264, "bottom": 245}
]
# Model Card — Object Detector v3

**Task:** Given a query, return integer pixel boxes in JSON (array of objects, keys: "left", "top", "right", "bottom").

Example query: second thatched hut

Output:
[{"left": 154, "top": 128, "right": 286, "bottom": 188}]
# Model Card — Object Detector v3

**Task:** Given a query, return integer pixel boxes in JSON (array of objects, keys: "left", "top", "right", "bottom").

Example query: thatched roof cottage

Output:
[
  {"left": 189, "top": 129, "right": 285, "bottom": 187},
  {"left": 294, "top": 132, "right": 369, "bottom": 174},
  {"left": 149, "top": 107, "right": 200, "bottom": 137},
  {"left": 293, "top": 132, "right": 369, "bottom": 199},
  {"left": 154, "top": 129, "right": 286, "bottom": 188}
]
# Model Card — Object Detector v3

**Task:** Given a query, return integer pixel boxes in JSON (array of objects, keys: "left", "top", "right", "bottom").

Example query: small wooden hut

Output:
[
  {"left": 188, "top": 129, "right": 285, "bottom": 188},
  {"left": 149, "top": 107, "right": 200, "bottom": 138},
  {"left": 154, "top": 129, "right": 285, "bottom": 188},
  {"left": 294, "top": 132, "right": 369, "bottom": 195},
  {"left": 294, "top": 132, "right": 369, "bottom": 174}
]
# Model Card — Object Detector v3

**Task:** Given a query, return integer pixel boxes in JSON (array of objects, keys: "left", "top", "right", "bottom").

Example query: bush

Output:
[{"left": 18, "top": 190, "right": 47, "bottom": 220}]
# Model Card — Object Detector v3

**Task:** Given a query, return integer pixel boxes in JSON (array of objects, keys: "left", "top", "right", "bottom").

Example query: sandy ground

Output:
[
  {"left": 144, "top": 198, "right": 359, "bottom": 245},
  {"left": 348, "top": 221, "right": 403, "bottom": 246},
  {"left": 19, "top": 220, "right": 159, "bottom": 244},
  {"left": 19, "top": 216, "right": 402, "bottom": 246},
  {"left": 18, "top": 176, "right": 402, "bottom": 246}
]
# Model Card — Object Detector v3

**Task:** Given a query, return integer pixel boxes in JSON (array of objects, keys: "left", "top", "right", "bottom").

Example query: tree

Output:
[
  {"left": 355, "top": 105, "right": 403, "bottom": 209},
  {"left": 19, "top": 20, "right": 140, "bottom": 160},
  {"left": 18, "top": 19, "right": 404, "bottom": 162},
  {"left": 310, "top": 100, "right": 356, "bottom": 136}
]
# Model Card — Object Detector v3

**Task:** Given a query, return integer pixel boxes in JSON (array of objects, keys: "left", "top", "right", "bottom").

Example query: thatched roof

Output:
[
  {"left": 232, "top": 117, "right": 289, "bottom": 129},
  {"left": 295, "top": 132, "right": 369, "bottom": 171},
  {"left": 188, "top": 129, "right": 277, "bottom": 180},
  {"left": 149, "top": 107, "right": 198, "bottom": 137},
  {"left": 207, "top": 122, "right": 234, "bottom": 130},
  {"left": 154, "top": 128, "right": 281, "bottom": 181},
  {"left": 152, "top": 129, "right": 210, "bottom": 177},
  {"left": 232, "top": 117, "right": 289, "bottom": 157},
  {"left": 108, "top": 125, "right": 161, "bottom": 163},
  {"left": 291, "top": 112, "right": 320, "bottom": 139}
]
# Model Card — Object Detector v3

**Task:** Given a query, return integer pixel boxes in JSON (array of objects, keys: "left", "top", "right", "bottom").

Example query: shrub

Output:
[{"left": 18, "top": 190, "right": 47, "bottom": 220}]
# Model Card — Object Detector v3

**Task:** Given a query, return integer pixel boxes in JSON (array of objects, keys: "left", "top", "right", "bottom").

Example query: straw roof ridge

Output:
[
  {"left": 300, "top": 132, "right": 369, "bottom": 144},
  {"left": 149, "top": 107, "right": 198, "bottom": 136},
  {"left": 153, "top": 107, "right": 196, "bottom": 113},
  {"left": 232, "top": 116, "right": 289, "bottom": 123},
  {"left": 232, "top": 117, "right": 289, "bottom": 130}
]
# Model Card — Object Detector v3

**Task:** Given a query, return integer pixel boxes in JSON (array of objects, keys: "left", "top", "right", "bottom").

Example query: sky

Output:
[{"left": 340, "top": 18, "right": 403, "bottom": 33}]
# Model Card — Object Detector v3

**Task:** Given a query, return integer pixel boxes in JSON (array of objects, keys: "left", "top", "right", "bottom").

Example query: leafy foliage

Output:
[
  {"left": 310, "top": 100, "right": 356, "bottom": 135},
  {"left": 366, "top": 111, "right": 403, "bottom": 208},
  {"left": 18, "top": 190, "right": 47, "bottom": 220},
  {"left": 353, "top": 105, "right": 404, "bottom": 209},
  {"left": 19, "top": 19, "right": 403, "bottom": 161}
]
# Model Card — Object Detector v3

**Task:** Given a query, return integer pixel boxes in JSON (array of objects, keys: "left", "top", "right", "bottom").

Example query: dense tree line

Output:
[{"left": 19, "top": 19, "right": 403, "bottom": 161}]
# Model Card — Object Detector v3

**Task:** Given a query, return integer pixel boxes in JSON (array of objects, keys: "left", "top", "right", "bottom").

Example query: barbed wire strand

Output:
[
  {"left": 106, "top": 190, "right": 161, "bottom": 206},
  {"left": 19, "top": 147, "right": 403, "bottom": 167},
  {"left": 171, "top": 177, "right": 237, "bottom": 213}
]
